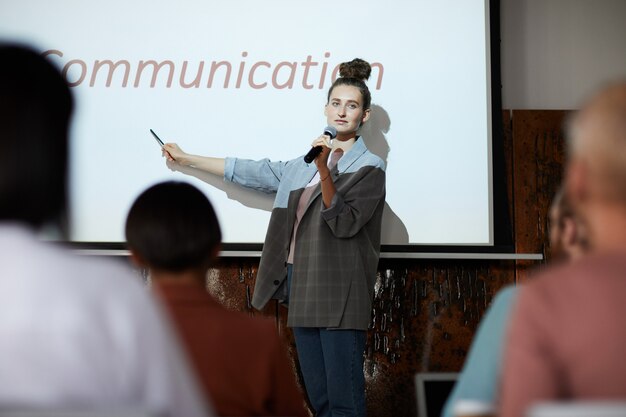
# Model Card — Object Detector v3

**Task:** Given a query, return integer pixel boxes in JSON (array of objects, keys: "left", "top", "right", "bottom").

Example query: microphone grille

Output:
[{"left": 324, "top": 126, "right": 337, "bottom": 139}]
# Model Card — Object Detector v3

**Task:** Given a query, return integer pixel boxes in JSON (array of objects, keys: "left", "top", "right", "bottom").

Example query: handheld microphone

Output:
[{"left": 304, "top": 126, "right": 338, "bottom": 163}]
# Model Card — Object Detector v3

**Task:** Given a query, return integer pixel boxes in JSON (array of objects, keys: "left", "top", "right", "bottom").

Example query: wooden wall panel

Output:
[
  {"left": 512, "top": 110, "right": 569, "bottom": 282},
  {"left": 205, "top": 259, "right": 277, "bottom": 319},
  {"left": 364, "top": 259, "right": 515, "bottom": 416}
]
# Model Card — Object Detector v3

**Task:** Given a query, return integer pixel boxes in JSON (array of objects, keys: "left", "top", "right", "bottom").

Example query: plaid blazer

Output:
[{"left": 224, "top": 139, "right": 386, "bottom": 329}]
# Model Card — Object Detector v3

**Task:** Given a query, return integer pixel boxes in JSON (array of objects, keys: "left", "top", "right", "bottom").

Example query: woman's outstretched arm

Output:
[
  {"left": 163, "top": 142, "right": 286, "bottom": 194},
  {"left": 162, "top": 143, "right": 225, "bottom": 176}
]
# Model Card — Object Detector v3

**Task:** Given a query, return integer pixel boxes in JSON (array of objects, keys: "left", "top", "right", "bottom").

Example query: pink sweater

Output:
[{"left": 500, "top": 251, "right": 626, "bottom": 417}]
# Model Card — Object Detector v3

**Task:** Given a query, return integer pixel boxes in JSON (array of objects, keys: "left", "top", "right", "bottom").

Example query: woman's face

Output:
[{"left": 324, "top": 84, "right": 370, "bottom": 139}]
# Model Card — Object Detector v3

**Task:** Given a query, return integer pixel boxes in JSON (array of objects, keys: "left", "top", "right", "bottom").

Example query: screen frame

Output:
[{"left": 381, "top": 0, "right": 513, "bottom": 255}]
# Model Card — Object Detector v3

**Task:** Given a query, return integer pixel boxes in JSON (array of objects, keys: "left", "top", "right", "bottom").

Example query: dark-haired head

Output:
[
  {"left": 125, "top": 181, "right": 222, "bottom": 273},
  {"left": 0, "top": 44, "right": 73, "bottom": 236},
  {"left": 327, "top": 58, "right": 372, "bottom": 111}
]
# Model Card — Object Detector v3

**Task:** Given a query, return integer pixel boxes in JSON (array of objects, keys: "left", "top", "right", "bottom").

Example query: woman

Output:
[{"left": 163, "top": 58, "right": 386, "bottom": 417}]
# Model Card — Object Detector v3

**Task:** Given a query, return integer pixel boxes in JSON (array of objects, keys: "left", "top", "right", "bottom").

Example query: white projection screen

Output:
[{"left": 0, "top": 0, "right": 495, "bottom": 247}]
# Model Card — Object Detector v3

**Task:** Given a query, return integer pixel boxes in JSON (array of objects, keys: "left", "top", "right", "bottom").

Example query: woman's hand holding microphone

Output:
[{"left": 311, "top": 134, "right": 333, "bottom": 179}]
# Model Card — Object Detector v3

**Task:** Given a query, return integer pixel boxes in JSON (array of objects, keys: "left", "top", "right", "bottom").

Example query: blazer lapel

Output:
[{"left": 336, "top": 138, "right": 368, "bottom": 173}]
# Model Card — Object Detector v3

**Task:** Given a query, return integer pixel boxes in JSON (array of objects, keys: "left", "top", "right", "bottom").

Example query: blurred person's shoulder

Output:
[
  {"left": 0, "top": 223, "right": 147, "bottom": 306},
  {"left": 209, "top": 298, "right": 284, "bottom": 357},
  {"left": 517, "top": 251, "right": 626, "bottom": 313},
  {"left": 491, "top": 284, "right": 517, "bottom": 307},
  {"left": 525, "top": 251, "right": 626, "bottom": 289},
  {"left": 157, "top": 278, "right": 281, "bottom": 349},
  {"left": 214, "top": 300, "right": 279, "bottom": 339}
]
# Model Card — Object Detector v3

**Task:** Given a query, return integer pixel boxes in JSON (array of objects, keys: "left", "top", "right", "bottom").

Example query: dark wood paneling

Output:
[
  {"left": 365, "top": 259, "right": 515, "bottom": 416},
  {"left": 205, "top": 259, "right": 277, "bottom": 319},
  {"left": 512, "top": 110, "right": 569, "bottom": 283}
]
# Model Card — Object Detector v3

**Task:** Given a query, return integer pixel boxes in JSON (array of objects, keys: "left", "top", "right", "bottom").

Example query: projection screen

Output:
[{"left": 0, "top": 0, "right": 494, "bottom": 246}]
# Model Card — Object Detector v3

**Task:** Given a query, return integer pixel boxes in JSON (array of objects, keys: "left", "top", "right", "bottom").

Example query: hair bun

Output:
[{"left": 339, "top": 58, "right": 371, "bottom": 81}]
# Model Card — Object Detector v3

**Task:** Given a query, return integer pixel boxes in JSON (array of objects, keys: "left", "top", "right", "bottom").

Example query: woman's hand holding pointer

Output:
[{"left": 162, "top": 142, "right": 225, "bottom": 176}]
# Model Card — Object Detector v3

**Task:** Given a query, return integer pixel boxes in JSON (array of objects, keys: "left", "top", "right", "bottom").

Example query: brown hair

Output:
[{"left": 327, "top": 58, "right": 372, "bottom": 110}]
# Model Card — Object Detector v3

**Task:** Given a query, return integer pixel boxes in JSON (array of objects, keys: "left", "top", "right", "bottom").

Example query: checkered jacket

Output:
[{"left": 224, "top": 139, "right": 385, "bottom": 329}]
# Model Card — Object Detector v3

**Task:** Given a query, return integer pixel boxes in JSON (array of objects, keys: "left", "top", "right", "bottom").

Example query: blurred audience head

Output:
[
  {"left": 125, "top": 181, "right": 222, "bottom": 273},
  {"left": 566, "top": 81, "right": 626, "bottom": 251},
  {"left": 0, "top": 44, "right": 73, "bottom": 236},
  {"left": 549, "top": 187, "right": 588, "bottom": 262}
]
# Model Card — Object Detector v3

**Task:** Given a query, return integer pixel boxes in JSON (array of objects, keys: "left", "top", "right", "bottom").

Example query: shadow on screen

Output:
[{"left": 360, "top": 104, "right": 409, "bottom": 244}]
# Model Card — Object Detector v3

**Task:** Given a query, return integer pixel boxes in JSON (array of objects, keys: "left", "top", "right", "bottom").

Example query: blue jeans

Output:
[{"left": 287, "top": 265, "right": 367, "bottom": 417}]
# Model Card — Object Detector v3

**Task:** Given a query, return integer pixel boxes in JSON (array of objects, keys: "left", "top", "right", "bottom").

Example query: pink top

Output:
[
  {"left": 287, "top": 149, "right": 343, "bottom": 264},
  {"left": 499, "top": 251, "right": 626, "bottom": 417}
]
